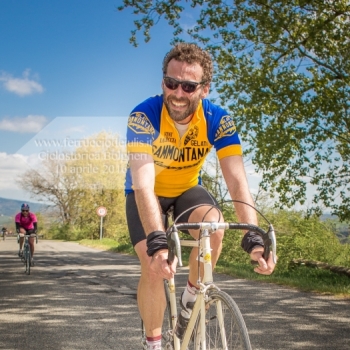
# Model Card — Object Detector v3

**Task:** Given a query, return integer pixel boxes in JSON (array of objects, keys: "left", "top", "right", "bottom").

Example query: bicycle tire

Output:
[
  {"left": 141, "top": 320, "right": 147, "bottom": 350},
  {"left": 140, "top": 280, "right": 174, "bottom": 350},
  {"left": 188, "top": 289, "right": 252, "bottom": 350},
  {"left": 25, "top": 246, "right": 31, "bottom": 275},
  {"left": 162, "top": 280, "right": 175, "bottom": 349}
]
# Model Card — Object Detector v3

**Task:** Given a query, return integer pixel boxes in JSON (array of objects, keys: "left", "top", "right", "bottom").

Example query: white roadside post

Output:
[{"left": 96, "top": 206, "right": 107, "bottom": 240}]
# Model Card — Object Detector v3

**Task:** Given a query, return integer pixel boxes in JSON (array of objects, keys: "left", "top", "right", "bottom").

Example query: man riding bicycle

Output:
[
  {"left": 1, "top": 227, "right": 7, "bottom": 238},
  {"left": 124, "top": 43, "right": 276, "bottom": 350},
  {"left": 15, "top": 203, "right": 38, "bottom": 264}
]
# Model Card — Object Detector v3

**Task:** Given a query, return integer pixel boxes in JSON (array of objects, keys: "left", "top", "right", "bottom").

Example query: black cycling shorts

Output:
[
  {"left": 126, "top": 185, "right": 221, "bottom": 247},
  {"left": 22, "top": 228, "right": 35, "bottom": 235}
]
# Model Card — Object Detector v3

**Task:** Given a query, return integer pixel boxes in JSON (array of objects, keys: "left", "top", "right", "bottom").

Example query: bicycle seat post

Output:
[{"left": 165, "top": 206, "right": 174, "bottom": 229}]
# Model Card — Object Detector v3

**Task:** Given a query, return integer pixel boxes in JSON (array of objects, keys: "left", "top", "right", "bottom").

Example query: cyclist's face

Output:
[
  {"left": 21, "top": 210, "right": 29, "bottom": 216},
  {"left": 162, "top": 59, "right": 209, "bottom": 124}
]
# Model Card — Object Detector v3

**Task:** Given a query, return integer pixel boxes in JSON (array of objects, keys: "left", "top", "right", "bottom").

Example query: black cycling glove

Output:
[
  {"left": 146, "top": 231, "right": 168, "bottom": 257},
  {"left": 241, "top": 231, "right": 264, "bottom": 254}
]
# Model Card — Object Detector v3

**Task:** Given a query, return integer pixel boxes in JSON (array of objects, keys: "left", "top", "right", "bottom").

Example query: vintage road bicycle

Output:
[
  {"left": 18, "top": 233, "right": 38, "bottom": 275},
  {"left": 141, "top": 203, "right": 277, "bottom": 350}
]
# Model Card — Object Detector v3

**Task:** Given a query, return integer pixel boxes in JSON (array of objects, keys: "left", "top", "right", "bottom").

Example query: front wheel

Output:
[
  {"left": 140, "top": 280, "right": 174, "bottom": 350},
  {"left": 189, "top": 289, "right": 252, "bottom": 350},
  {"left": 25, "top": 247, "right": 31, "bottom": 275},
  {"left": 162, "top": 280, "right": 175, "bottom": 349}
]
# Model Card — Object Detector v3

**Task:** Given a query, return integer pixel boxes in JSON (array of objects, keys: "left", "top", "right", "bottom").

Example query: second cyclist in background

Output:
[
  {"left": 15, "top": 203, "right": 38, "bottom": 265},
  {"left": 1, "top": 226, "right": 7, "bottom": 240}
]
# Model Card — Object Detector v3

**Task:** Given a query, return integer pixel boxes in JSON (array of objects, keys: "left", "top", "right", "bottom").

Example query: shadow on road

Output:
[{"left": 1, "top": 238, "right": 349, "bottom": 350}]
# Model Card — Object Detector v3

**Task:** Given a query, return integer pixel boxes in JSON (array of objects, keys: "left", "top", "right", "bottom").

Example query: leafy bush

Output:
[
  {"left": 47, "top": 205, "right": 350, "bottom": 274},
  {"left": 268, "top": 210, "right": 350, "bottom": 269},
  {"left": 219, "top": 209, "right": 350, "bottom": 273},
  {"left": 46, "top": 223, "right": 71, "bottom": 240}
]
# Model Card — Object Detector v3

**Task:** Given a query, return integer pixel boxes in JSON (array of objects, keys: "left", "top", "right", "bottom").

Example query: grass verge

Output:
[
  {"left": 79, "top": 238, "right": 135, "bottom": 255},
  {"left": 79, "top": 238, "right": 350, "bottom": 299}
]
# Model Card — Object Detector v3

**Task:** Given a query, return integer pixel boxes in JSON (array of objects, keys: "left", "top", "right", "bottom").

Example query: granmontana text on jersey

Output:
[{"left": 153, "top": 144, "right": 210, "bottom": 163}]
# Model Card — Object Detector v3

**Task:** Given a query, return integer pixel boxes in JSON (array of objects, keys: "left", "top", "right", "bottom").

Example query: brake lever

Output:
[
  {"left": 268, "top": 224, "right": 277, "bottom": 264},
  {"left": 250, "top": 224, "right": 276, "bottom": 266},
  {"left": 166, "top": 227, "right": 183, "bottom": 267}
]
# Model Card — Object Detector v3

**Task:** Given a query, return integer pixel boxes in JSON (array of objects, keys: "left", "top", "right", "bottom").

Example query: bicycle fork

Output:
[{"left": 168, "top": 282, "right": 206, "bottom": 350}]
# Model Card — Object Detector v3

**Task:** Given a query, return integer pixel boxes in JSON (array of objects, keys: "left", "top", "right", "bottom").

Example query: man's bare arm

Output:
[
  {"left": 219, "top": 155, "right": 257, "bottom": 225},
  {"left": 220, "top": 155, "right": 276, "bottom": 274},
  {"left": 129, "top": 153, "right": 164, "bottom": 235}
]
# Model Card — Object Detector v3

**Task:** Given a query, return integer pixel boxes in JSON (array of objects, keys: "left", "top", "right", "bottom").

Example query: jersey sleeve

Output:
[
  {"left": 30, "top": 213, "right": 38, "bottom": 223},
  {"left": 204, "top": 100, "right": 243, "bottom": 159},
  {"left": 214, "top": 114, "right": 243, "bottom": 159},
  {"left": 126, "top": 95, "right": 162, "bottom": 155}
]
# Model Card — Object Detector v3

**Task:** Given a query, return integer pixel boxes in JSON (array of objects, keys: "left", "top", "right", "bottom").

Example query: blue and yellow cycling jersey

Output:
[{"left": 124, "top": 95, "right": 242, "bottom": 197}]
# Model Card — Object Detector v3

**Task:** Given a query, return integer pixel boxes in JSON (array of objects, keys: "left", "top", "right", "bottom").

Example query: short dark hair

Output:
[{"left": 162, "top": 43, "right": 213, "bottom": 83}]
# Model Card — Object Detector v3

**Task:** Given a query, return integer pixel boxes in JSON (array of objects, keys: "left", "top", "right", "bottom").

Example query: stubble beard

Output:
[{"left": 164, "top": 95, "right": 201, "bottom": 123}]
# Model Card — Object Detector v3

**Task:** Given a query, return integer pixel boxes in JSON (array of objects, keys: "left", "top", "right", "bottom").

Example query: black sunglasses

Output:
[
  {"left": 163, "top": 76, "right": 205, "bottom": 93},
  {"left": 22, "top": 210, "right": 29, "bottom": 213}
]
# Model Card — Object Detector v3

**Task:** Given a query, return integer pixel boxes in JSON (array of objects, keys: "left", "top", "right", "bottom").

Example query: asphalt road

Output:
[{"left": 0, "top": 237, "right": 349, "bottom": 350}]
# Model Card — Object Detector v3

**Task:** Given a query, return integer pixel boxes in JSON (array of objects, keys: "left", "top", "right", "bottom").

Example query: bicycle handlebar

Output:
[
  {"left": 18, "top": 233, "right": 38, "bottom": 244},
  {"left": 166, "top": 222, "right": 277, "bottom": 267}
]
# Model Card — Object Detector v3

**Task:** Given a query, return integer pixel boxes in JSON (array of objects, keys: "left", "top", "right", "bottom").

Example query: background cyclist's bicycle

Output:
[{"left": 18, "top": 233, "right": 38, "bottom": 275}]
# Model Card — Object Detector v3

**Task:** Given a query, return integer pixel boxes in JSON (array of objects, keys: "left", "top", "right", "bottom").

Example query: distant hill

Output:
[
  {"left": 319, "top": 213, "right": 350, "bottom": 244},
  {"left": 0, "top": 197, "right": 46, "bottom": 217},
  {"left": 320, "top": 213, "right": 338, "bottom": 221}
]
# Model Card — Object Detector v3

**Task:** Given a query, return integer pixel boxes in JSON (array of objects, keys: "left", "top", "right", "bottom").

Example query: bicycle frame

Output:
[
  {"left": 18, "top": 233, "right": 37, "bottom": 273},
  {"left": 165, "top": 220, "right": 276, "bottom": 350},
  {"left": 167, "top": 228, "right": 220, "bottom": 350}
]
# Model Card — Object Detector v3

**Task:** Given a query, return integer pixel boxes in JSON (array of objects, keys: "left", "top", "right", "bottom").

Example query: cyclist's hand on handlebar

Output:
[
  {"left": 250, "top": 248, "right": 276, "bottom": 275},
  {"left": 150, "top": 249, "right": 177, "bottom": 279}
]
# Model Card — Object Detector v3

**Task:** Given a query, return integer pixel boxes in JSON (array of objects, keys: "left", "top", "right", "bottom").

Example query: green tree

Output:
[
  {"left": 66, "top": 131, "right": 127, "bottom": 240},
  {"left": 201, "top": 152, "right": 228, "bottom": 207},
  {"left": 118, "top": 0, "right": 350, "bottom": 221},
  {"left": 18, "top": 157, "right": 82, "bottom": 225},
  {"left": 18, "top": 131, "right": 128, "bottom": 241}
]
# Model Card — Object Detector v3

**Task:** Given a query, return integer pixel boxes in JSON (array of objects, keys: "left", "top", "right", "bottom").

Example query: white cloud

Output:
[
  {"left": 63, "top": 125, "right": 87, "bottom": 133},
  {"left": 0, "top": 69, "right": 44, "bottom": 96},
  {"left": 0, "top": 152, "right": 37, "bottom": 200},
  {"left": 0, "top": 115, "right": 48, "bottom": 133}
]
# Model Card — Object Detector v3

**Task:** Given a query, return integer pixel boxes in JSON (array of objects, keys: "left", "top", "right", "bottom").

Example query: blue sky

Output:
[
  {"left": 0, "top": 0, "right": 178, "bottom": 201},
  {"left": 0, "top": 0, "right": 175, "bottom": 148},
  {"left": 0, "top": 0, "right": 265, "bottom": 206},
  {"left": 0, "top": 0, "right": 324, "bottom": 212}
]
